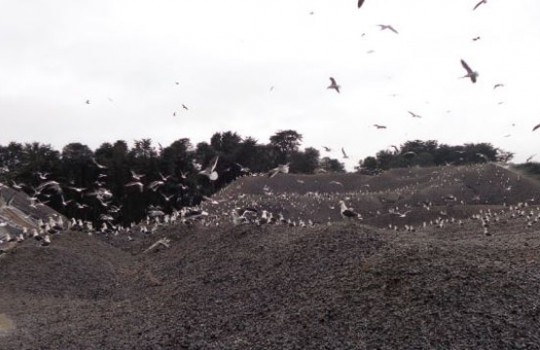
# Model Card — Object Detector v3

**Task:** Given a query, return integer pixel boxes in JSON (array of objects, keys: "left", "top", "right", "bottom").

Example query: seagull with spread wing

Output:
[
  {"left": 327, "top": 77, "right": 340, "bottom": 93},
  {"left": 378, "top": 24, "right": 398, "bottom": 34},
  {"left": 341, "top": 147, "right": 349, "bottom": 159},
  {"left": 199, "top": 156, "right": 219, "bottom": 181},
  {"left": 408, "top": 111, "right": 422, "bottom": 118},
  {"left": 460, "top": 59, "right": 478, "bottom": 83}
]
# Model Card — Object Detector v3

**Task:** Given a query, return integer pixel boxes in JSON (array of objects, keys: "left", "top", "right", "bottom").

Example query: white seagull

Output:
[
  {"left": 339, "top": 200, "right": 361, "bottom": 219},
  {"left": 199, "top": 156, "right": 219, "bottom": 181},
  {"left": 268, "top": 163, "right": 290, "bottom": 178},
  {"left": 327, "top": 77, "right": 341, "bottom": 93}
]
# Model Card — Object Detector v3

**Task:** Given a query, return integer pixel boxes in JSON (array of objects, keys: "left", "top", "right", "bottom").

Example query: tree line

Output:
[
  {"left": 0, "top": 133, "right": 514, "bottom": 225},
  {"left": 356, "top": 140, "right": 512, "bottom": 174},
  {"left": 0, "top": 130, "right": 344, "bottom": 224}
]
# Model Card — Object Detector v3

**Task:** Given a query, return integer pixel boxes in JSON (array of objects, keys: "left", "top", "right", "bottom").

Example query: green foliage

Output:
[{"left": 357, "top": 140, "right": 510, "bottom": 173}]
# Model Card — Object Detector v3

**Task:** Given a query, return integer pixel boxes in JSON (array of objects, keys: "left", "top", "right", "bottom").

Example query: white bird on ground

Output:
[
  {"left": 378, "top": 24, "right": 398, "bottom": 34},
  {"left": 460, "top": 59, "right": 478, "bottom": 83},
  {"left": 339, "top": 200, "right": 361, "bottom": 219},
  {"left": 327, "top": 77, "right": 341, "bottom": 93}
]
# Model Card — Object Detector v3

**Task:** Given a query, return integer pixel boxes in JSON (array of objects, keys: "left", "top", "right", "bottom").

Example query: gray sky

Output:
[{"left": 1, "top": 0, "right": 539, "bottom": 170}]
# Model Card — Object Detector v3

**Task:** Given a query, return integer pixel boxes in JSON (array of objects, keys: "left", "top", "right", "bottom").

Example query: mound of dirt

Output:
[{"left": 2, "top": 164, "right": 540, "bottom": 349}]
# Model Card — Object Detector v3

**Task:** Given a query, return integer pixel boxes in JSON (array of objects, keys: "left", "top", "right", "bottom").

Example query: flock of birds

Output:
[{"left": 2, "top": 161, "right": 540, "bottom": 255}]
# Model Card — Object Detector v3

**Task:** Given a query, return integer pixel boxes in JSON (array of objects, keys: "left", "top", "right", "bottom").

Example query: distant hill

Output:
[{"left": 203, "top": 163, "right": 540, "bottom": 226}]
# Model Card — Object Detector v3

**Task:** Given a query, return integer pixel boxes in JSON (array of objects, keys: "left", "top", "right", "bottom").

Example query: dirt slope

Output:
[{"left": 1, "top": 164, "right": 540, "bottom": 349}]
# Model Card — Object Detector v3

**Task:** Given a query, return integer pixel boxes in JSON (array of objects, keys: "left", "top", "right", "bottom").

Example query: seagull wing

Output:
[
  {"left": 473, "top": 0, "right": 485, "bottom": 10},
  {"left": 358, "top": 0, "right": 365, "bottom": 8},
  {"left": 388, "top": 25, "right": 399, "bottom": 34},
  {"left": 533, "top": 123, "right": 540, "bottom": 132},
  {"left": 341, "top": 147, "right": 348, "bottom": 158},
  {"left": 329, "top": 77, "right": 336, "bottom": 85},
  {"left": 461, "top": 59, "right": 473, "bottom": 75}
]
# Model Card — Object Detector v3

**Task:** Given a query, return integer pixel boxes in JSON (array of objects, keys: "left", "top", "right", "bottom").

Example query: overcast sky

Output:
[{"left": 1, "top": 0, "right": 539, "bottom": 170}]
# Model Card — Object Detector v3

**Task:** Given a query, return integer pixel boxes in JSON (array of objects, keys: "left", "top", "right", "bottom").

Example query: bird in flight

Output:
[
  {"left": 493, "top": 83, "right": 504, "bottom": 89},
  {"left": 322, "top": 146, "right": 332, "bottom": 152},
  {"left": 472, "top": 36, "right": 481, "bottom": 41},
  {"left": 460, "top": 59, "right": 478, "bottom": 83},
  {"left": 182, "top": 104, "right": 189, "bottom": 110},
  {"left": 341, "top": 147, "right": 349, "bottom": 159},
  {"left": 327, "top": 77, "right": 340, "bottom": 93},
  {"left": 533, "top": 123, "right": 540, "bottom": 132},
  {"left": 199, "top": 156, "right": 219, "bottom": 181},
  {"left": 378, "top": 24, "right": 398, "bottom": 34},
  {"left": 85, "top": 99, "right": 91, "bottom": 104},
  {"left": 374, "top": 124, "right": 387, "bottom": 129},
  {"left": 358, "top": 0, "right": 365, "bottom": 8},
  {"left": 408, "top": 111, "right": 422, "bottom": 118},
  {"left": 526, "top": 154, "right": 536, "bottom": 163},
  {"left": 473, "top": 0, "right": 487, "bottom": 11},
  {"left": 268, "top": 163, "right": 290, "bottom": 178}
]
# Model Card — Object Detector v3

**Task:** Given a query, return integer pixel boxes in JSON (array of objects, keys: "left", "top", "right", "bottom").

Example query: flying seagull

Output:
[
  {"left": 322, "top": 146, "right": 332, "bottom": 152},
  {"left": 473, "top": 0, "right": 487, "bottom": 11},
  {"left": 327, "top": 77, "right": 340, "bottom": 93},
  {"left": 199, "top": 156, "right": 219, "bottom": 181},
  {"left": 460, "top": 59, "right": 478, "bottom": 83},
  {"left": 408, "top": 111, "right": 422, "bottom": 118},
  {"left": 85, "top": 99, "right": 91, "bottom": 104},
  {"left": 533, "top": 123, "right": 540, "bottom": 132},
  {"left": 472, "top": 36, "right": 481, "bottom": 41},
  {"left": 358, "top": 0, "right": 365, "bottom": 8},
  {"left": 182, "top": 104, "right": 189, "bottom": 110},
  {"left": 378, "top": 24, "right": 398, "bottom": 34},
  {"left": 374, "top": 124, "right": 387, "bottom": 129},
  {"left": 526, "top": 154, "right": 536, "bottom": 163},
  {"left": 341, "top": 147, "right": 349, "bottom": 159},
  {"left": 268, "top": 163, "right": 290, "bottom": 178},
  {"left": 493, "top": 83, "right": 505, "bottom": 89},
  {"left": 91, "top": 157, "right": 107, "bottom": 169}
]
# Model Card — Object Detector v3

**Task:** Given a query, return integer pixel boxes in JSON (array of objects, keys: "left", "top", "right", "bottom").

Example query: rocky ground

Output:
[{"left": 2, "top": 164, "right": 540, "bottom": 349}]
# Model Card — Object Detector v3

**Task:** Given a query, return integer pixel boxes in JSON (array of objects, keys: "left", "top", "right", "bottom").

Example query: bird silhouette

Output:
[
  {"left": 473, "top": 0, "right": 487, "bottom": 11},
  {"left": 327, "top": 77, "right": 341, "bottom": 93},
  {"left": 460, "top": 59, "right": 478, "bottom": 83},
  {"left": 378, "top": 24, "right": 399, "bottom": 34}
]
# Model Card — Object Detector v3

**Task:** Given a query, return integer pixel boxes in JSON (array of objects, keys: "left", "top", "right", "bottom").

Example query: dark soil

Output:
[{"left": 2, "top": 164, "right": 540, "bottom": 349}]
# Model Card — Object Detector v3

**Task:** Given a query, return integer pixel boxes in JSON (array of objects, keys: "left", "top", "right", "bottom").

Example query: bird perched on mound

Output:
[{"left": 339, "top": 200, "right": 361, "bottom": 219}]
